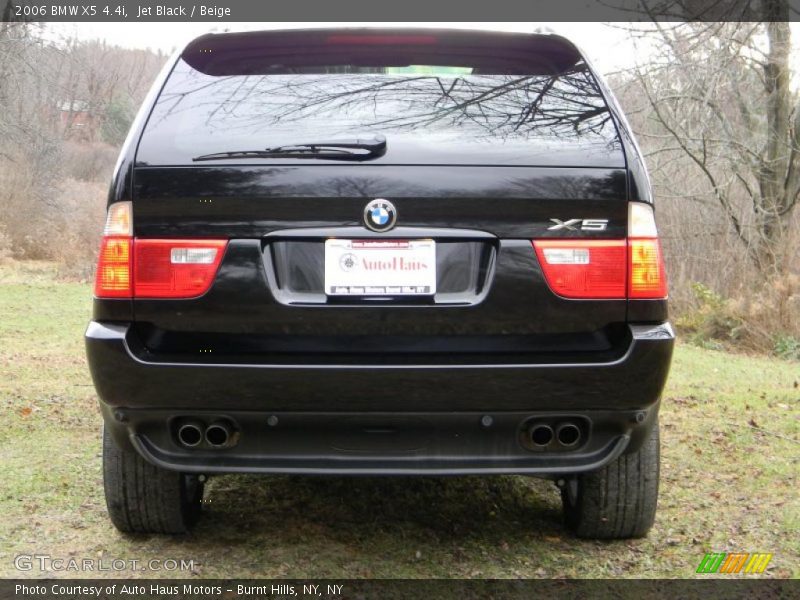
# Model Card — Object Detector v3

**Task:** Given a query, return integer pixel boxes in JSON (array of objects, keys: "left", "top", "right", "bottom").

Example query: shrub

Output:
[
  {"left": 51, "top": 178, "right": 107, "bottom": 280},
  {"left": 61, "top": 141, "right": 118, "bottom": 182},
  {"left": 773, "top": 335, "right": 800, "bottom": 361},
  {"left": 0, "top": 145, "right": 63, "bottom": 260},
  {"left": 676, "top": 278, "right": 799, "bottom": 359},
  {"left": 676, "top": 282, "right": 745, "bottom": 344}
]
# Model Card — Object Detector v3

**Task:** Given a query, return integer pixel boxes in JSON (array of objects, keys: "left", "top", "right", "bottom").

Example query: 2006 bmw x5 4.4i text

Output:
[{"left": 86, "top": 29, "right": 673, "bottom": 538}]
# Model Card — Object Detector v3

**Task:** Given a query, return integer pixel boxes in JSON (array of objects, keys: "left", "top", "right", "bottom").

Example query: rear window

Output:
[{"left": 136, "top": 31, "right": 623, "bottom": 167}]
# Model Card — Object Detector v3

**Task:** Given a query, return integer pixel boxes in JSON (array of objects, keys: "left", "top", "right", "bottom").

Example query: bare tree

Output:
[
  {"left": 622, "top": 4, "right": 797, "bottom": 276},
  {"left": 0, "top": 26, "right": 165, "bottom": 260}
]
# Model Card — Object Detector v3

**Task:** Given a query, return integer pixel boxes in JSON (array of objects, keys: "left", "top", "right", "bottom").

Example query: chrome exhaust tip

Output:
[
  {"left": 529, "top": 424, "right": 554, "bottom": 447},
  {"left": 177, "top": 421, "right": 204, "bottom": 448},
  {"left": 205, "top": 421, "right": 232, "bottom": 448},
  {"left": 556, "top": 422, "right": 581, "bottom": 447}
]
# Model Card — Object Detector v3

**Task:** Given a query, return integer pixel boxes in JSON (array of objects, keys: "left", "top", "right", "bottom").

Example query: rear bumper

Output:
[
  {"left": 86, "top": 322, "right": 673, "bottom": 412},
  {"left": 102, "top": 405, "right": 655, "bottom": 476},
  {"left": 87, "top": 322, "right": 673, "bottom": 475}
]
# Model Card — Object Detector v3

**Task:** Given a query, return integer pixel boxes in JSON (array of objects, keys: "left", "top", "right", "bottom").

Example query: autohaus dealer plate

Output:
[{"left": 324, "top": 239, "right": 436, "bottom": 296}]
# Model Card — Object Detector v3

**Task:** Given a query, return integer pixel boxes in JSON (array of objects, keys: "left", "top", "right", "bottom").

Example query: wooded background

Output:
[{"left": 0, "top": 21, "right": 797, "bottom": 357}]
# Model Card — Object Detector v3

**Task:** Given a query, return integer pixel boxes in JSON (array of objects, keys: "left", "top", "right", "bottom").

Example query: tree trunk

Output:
[{"left": 759, "top": 2, "right": 793, "bottom": 274}]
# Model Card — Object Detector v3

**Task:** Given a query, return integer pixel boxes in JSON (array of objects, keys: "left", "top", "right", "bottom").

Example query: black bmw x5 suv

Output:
[{"left": 86, "top": 28, "right": 674, "bottom": 538}]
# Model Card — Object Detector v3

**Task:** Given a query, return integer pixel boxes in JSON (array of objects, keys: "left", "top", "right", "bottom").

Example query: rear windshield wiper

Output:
[{"left": 192, "top": 135, "right": 386, "bottom": 162}]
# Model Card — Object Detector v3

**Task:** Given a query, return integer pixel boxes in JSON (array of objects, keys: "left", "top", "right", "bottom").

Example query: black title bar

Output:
[{"left": 1, "top": 0, "right": 800, "bottom": 22}]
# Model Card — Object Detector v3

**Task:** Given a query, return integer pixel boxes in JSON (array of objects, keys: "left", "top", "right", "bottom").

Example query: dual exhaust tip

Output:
[
  {"left": 177, "top": 420, "right": 235, "bottom": 449},
  {"left": 529, "top": 422, "right": 582, "bottom": 448}
]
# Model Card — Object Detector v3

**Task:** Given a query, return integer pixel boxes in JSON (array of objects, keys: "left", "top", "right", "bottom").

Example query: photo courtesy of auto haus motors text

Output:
[
  {"left": 0, "top": 0, "right": 798, "bottom": 599},
  {"left": 15, "top": 583, "right": 345, "bottom": 597}
]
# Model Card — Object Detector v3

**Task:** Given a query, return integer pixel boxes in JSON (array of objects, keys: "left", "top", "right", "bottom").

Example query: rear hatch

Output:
[{"left": 129, "top": 29, "right": 630, "bottom": 363}]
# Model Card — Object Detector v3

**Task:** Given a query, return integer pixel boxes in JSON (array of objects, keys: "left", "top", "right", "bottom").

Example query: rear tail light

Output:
[
  {"left": 628, "top": 238, "right": 667, "bottom": 298},
  {"left": 627, "top": 203, "right": 667, "bottom": 299},
  {"left": 134, "top": 239, "right": 227, "bottom": 299},
  {"left": 103, "top": 201, "right": 133, "bottom": 236},
  {"left": 95, "top": 237, "right": 132, "bottom": 297},
  {"left": 94, "top": 202, "right": 227, "bottom": 299},
  {"left": 95, "top": 202, "right": 133, "bottom": 298},
  {"left": 534, "top": 240, "right": 627, "bottom": 299},
  {"left": 533, "top": 202, "right": 667, "bottom": 300}
]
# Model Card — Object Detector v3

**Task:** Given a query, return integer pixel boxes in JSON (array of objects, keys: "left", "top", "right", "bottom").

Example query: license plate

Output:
[{"left": 324, "top": 239, "right": 436, "bottom": 296}]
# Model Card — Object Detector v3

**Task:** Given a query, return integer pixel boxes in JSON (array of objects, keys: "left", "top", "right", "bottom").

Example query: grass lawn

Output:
[{"left": 0, "top": 261, "right": 797, "bottom": 579}]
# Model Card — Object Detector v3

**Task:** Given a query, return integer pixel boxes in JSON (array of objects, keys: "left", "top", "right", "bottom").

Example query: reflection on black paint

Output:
[
  {"left": 131, "top": 165, "right": 629, "bottom": 239},
  {"left": 138, "top": 60, "right": 623, "bottom": 167}
]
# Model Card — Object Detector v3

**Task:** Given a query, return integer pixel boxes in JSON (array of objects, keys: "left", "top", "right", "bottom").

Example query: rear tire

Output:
[
  {"left": 102, "top": 426, "right": 204, "bottom": 534},
  {"left": 561, "top": 420, "right": 659, "bottom": 539}
]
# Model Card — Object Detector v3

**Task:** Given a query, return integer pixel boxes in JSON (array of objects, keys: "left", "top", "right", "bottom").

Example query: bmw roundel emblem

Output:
[{"left": 364, "top": 199, "right": 397, "bottom": 232}]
